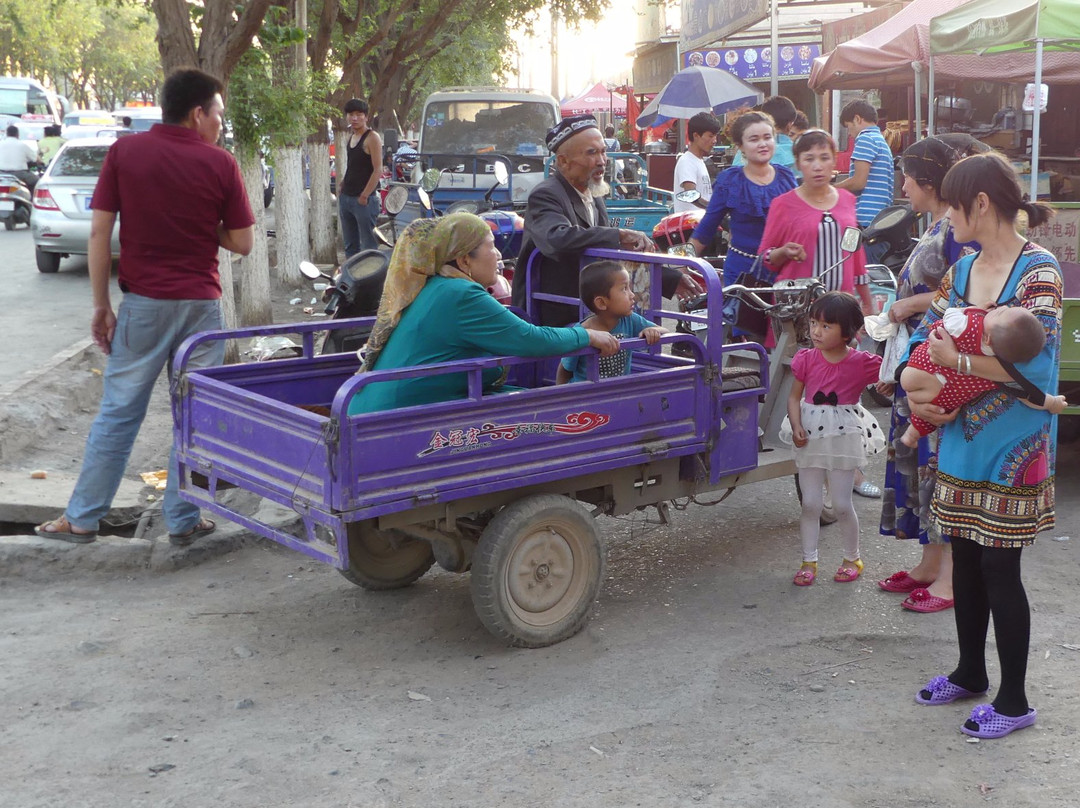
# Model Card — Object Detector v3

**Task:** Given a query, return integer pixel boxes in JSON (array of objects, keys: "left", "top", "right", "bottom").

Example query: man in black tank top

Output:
[{"left": 338, "top": 98, "right": 383, "bottom": 257}]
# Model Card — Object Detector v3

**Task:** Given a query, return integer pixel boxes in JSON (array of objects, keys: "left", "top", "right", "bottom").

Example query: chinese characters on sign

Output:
[
  {"left": 1029, "top": 206, "right": 1080, "bottom": 266},
  {"left": 419, "top": 412, "right": 611, "bottom": 458},
  {"left": 683, "top": 43, "right": 821, "bottom": 81}
]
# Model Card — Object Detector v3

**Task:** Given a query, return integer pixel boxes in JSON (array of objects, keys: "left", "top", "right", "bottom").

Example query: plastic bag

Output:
[
  {"left": 879, "top": 323, "right": 910, "bottom": 383},
  {"left": 245, "top": 336, "right": 303, "bottom": 361}
]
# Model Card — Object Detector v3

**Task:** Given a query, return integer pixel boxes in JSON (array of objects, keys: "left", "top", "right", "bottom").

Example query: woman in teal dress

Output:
[
  {"left": 907, "top": 152, "right": 1061, "bottom": 740},
  {"left": 348, "top": 213, "right": 618, "bottom": 414}
]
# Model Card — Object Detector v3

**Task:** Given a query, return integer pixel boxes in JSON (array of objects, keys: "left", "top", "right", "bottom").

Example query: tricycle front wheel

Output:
[
  {"left": 470, "top": 494, "right": 604, "bottom": 648},
  {"left": 339, "top": 523, "right": 435, "bottom": 590}
]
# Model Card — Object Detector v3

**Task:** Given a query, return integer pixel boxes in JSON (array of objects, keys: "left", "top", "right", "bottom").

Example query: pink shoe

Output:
[
  {"left": 901, "top": 588, "right": 954, "bottom": 613},
  {"left": 877, "top": 570, "right": 932, "bottom": 593}
]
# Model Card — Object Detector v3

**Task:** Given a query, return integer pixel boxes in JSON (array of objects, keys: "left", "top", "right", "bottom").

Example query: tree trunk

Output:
[
  {"left": 273, "top": 146, "right": 308, "bottom": 286},
  {"left": 217, "top": 246, "right": 240, "bottom": 364},
  {"left": 236, "top": 145, "right": 273, "bottom": 326},
  {"left": 307, "top": 128, "right": 337, "bottom": 265}
]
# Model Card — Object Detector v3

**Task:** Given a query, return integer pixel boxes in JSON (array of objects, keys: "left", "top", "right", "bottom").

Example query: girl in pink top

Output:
[
  {"left": 779, "top": 293, "right": 886, "bottom": 586},
  {"left": 758, "top": 129, "right": 874, "bottom": 313}
]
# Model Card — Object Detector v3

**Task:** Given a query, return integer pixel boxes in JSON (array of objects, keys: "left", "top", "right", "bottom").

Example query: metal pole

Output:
[
  {"left": 770, "top": 0, "right": 779, "bottom": 97},
  {"left": 1030, "top": 39, "right": 1044, "bottom": 201},
  {"left": 913, "top": 61, "right": 923, "bottom": 143},
  {"left": 928, "top": 54, "right": 935, "bottom": 135}
]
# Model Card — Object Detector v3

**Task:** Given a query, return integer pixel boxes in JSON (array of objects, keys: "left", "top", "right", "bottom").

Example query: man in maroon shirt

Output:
[{"left": 36, "top": 68, "right": 255, "bottom": 547}]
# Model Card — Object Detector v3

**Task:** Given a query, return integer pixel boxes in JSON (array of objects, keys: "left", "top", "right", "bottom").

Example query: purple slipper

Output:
[
  {"left": 961, "top": 704, "right": 1037, "bottom": 739},
  {"left": 915, "top": 675, "right": 987, "bottom": 706}
]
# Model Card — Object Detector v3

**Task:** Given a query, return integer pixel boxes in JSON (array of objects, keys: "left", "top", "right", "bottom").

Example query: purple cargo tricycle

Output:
[{"left": 172, "top": 249, "right": 827, "bottom": 647}]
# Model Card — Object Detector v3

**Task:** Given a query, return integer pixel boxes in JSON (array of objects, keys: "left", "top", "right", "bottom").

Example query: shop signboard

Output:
[
  {"left": 682, "top": 43, "right": 821, "bottom": 80},
  {"left": 633, "top": 41, "right": 678, "bottom": 95},
  {"left": 681, "top": 0, "right": 768, "bottom": 52}
]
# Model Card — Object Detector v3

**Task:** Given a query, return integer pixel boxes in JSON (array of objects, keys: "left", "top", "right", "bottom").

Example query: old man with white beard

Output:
[{"left": 513, "top": 114, "right": 700, "bottom": 326}]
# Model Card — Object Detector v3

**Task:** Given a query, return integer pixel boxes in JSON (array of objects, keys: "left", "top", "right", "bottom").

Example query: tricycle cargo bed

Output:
[{"left": 174, "top": 341, "right": 764, "bottom": 528}]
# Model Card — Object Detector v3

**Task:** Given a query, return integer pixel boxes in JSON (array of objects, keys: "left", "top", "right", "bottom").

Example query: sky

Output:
[{"left": 510, "top": 0, "right": 641, "bottom": 101}]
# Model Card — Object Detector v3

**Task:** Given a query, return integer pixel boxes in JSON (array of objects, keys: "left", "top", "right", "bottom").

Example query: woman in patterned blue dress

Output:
[
  {"left": 908, "top": 152, "right": 1061, "bottom": 740},
  {"left": 689, "top": 110, "right": 796, "bottom": 293}
]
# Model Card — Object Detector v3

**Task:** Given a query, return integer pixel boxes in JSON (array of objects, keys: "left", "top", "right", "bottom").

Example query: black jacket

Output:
[{"left": 513, "top": 172, "right": 680, "bottom": 326}]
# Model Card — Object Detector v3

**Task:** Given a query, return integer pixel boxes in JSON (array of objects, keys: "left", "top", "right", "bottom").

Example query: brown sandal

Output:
[{"left": 34, "top": 516, "right": 97, "bottom": 544}]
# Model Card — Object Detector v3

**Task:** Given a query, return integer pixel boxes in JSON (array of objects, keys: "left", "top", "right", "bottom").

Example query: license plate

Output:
[
  {"left": 82, "top": 196, "right": 94, "bottom": 211},
  {"left": 0, "top": 200, "right": 13, "bottom": 212},
  {"left": 688, "top": 309, "right": 708, "bottom": 331}
]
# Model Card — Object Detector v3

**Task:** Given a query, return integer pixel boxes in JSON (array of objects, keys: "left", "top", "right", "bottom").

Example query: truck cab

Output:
[{"left": 416, "top": 87, "right": 560, "bottom": 206}]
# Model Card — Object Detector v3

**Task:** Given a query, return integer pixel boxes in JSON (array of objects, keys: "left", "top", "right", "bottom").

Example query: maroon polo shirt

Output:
[{"left": 92, "top": 124, "right": 254, "bottom": 299}]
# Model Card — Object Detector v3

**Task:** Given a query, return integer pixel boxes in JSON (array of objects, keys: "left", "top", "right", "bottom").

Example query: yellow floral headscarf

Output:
[{"left": 360, "top": 212, "right": 491, "bottom": 372}]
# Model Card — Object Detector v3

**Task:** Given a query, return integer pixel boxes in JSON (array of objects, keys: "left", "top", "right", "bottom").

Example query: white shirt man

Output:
[
  {"left": 0, "top": 126, "right": 36, "bottom": 171},
  {"left": 673, "top": 112, "right": 720, "bottom": 213}
]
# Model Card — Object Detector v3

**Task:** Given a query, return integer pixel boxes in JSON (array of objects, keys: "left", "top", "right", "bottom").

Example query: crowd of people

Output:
[{"left": 30, "top": 77, "right": 1064, "bottom": 741}]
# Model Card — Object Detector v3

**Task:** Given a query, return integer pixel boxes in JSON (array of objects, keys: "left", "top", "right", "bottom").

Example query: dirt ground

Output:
[{"left": 2, "top": 294, "right": 1080, "bottom": 807}]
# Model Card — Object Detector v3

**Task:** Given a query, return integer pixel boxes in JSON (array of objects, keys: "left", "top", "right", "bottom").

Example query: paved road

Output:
[{"left": 0, "top": 226, "right": 121, "bottom": 386}]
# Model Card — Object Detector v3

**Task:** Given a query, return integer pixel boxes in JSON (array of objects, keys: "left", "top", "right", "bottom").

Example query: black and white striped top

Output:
[{"left": 814, "top": 211, "right": 843, "bottom": 291}]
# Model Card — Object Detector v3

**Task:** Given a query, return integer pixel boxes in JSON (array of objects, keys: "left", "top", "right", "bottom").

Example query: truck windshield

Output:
[{"left": 422, "top": 101, "right": 556, "bottom": 156}]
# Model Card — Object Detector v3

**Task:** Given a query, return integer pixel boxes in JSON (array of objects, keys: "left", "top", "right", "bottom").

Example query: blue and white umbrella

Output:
[{"left": 635, "top": 66, "right": 764, "bottom": 129}]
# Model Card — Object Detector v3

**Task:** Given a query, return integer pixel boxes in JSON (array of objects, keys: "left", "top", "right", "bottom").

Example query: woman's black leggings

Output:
[{"left": 948, "top": 535, "right": 1030, "bottom": 716}]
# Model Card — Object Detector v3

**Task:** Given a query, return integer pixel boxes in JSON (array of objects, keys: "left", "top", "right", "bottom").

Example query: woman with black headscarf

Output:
[{"left": 875, "top": 137, "right": 979, "bottom": 613}]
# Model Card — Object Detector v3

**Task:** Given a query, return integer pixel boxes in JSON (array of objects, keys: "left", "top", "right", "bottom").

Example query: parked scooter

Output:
[
  {"left": 862, "top": 203, "right": 918, "bottom": 276},
  {"left": 374, "top": 183, "right": 408, "bottom": 248},
  {"left": 299, "top": 250, "right": 389, "bottom": 355},
  {"left": 0, "top": 172, "right": 33, "bottom": 230},
  {"left": 650, "top": 189, "right": 729, "bottom": 257},
  {"left": 414, "top": 166, "right": 516, "bottom": 305}
]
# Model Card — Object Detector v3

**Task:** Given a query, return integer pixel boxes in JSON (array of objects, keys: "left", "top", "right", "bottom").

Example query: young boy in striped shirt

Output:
[{"left": 836, "top": 99, "right": 894, "bottom": 264}]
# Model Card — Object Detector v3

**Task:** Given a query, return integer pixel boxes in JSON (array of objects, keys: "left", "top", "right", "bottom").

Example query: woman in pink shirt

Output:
[{"left": 758, "top": 129, "right": 873, "bottom": 314}]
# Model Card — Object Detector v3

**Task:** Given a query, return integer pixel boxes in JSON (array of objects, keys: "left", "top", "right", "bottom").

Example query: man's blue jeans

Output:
[
  {"left": 338, "top": 193, "right": 380, "bottom": 257},
  {"left": 65, "top": 294, "right": 224, "bottom": 535}
]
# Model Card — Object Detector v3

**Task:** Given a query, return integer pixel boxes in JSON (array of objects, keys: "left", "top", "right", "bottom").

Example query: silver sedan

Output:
[{"left": 30, "top": 137, "right": 121, "bottom": 273}]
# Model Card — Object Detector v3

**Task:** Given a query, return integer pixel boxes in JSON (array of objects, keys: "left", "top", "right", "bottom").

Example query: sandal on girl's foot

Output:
[
  {"left": 34, "top": 516, "right": 97, "bottom": 544},
  {"left": 877, "top": 570, "right": 932, "bottom": 593},
  {"left": 915, "top": 675, "right": 987, "bottom": 706},
  {"left": 793, "top": 562, "right": 817, "bottom": 587},
  {"left": 833, "top": 558, "right": 864, "bottom": 583},
  {"left": 961, "top": 704, "right": 1037, "bottom": 739}
]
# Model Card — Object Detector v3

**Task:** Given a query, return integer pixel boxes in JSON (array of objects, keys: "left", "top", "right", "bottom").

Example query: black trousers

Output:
[{"left": 948, "top": 535, "right": 1030, "bottom": 716}]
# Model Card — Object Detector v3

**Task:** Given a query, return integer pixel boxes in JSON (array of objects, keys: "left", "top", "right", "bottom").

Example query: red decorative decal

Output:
[{"left": 419, "top": 411, "right": 610, "bottom": 457}]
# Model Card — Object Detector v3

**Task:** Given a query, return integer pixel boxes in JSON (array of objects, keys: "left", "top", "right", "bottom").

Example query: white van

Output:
[{"left": 417, "top": 87, "right": 560, "bottom": 203}]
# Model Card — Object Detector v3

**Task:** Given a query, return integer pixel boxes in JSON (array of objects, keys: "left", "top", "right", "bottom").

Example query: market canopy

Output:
[
  {"left": 929, "top": 0, "right": 1080, "bottom": 55},
  {"left": 810, "top": 0, "right": 1080, "bottom": 92},
  {"left": 929, "top": 0, "right": 1080, "bottom": 200},
  {"left": 561, "top": 83, "right": 627, "bottom": 117},
  {"left": 809, "top": 0, "right": 970, "bottom": 92}
]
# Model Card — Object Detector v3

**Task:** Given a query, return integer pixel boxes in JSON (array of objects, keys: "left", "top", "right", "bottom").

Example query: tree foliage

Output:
[
  {"left": 309, "top": 0, "right": 609, "bottom": 132},
  {"left": 0, "top": 0, "right": 160, "bottom": 108}
]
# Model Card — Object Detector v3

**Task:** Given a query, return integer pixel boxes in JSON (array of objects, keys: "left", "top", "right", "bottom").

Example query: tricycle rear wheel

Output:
[
  {"left": 470, "top": 494, "right": 603, "bottom": 648},
  {"left": 339, "top": 523, "right": 435, "bottom": 590}
]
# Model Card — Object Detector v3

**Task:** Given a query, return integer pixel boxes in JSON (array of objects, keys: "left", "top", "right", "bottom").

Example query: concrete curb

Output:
[
  {"left": 1, "top": 501, "right": 305, "bottom": 580},
  {"left": 1, "top": 340, "right": 310, "bottom": 578}
]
